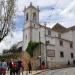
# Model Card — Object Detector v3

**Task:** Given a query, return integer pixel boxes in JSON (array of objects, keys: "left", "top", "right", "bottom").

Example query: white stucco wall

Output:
[
  {"left": 61, "top": 31, "right": 73, "bottom": 41},
  {"left": 23, "top": 28, "right": 31, "bottom": 50},
  {"left": 71, "top": 30, "right": 75, "bottom": 55},
  {"left": 53, "top": 38, "right": 74, "bottom": 63}
]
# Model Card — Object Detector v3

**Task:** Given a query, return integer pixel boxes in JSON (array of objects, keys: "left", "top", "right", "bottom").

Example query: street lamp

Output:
[
  {"left": 44, "top": 23, "right": 47, "bottom": 68},
  {"left": 38, "top": 56, "right": 41, "bottom": 69},
  {"left": 50, "top": 57, "right": 53, "bottom": 69},
  {"left": 50, "top": 57, "right": 53, "bottom": 75}
]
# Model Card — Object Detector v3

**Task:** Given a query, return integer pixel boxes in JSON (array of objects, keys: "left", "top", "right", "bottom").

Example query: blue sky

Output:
[
  {"left": 0, "top": 0, "right": 75, "bottom": 53},
  {"left": 15, "top": 15, "right": 24, "bottom": 31}
]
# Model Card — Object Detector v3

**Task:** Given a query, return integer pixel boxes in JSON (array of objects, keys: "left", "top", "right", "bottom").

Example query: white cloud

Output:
[
  {"left": 36, "top": 0, "right": 56, "bottom": 7},
  {"left": 60, "top": 0, "right": 75, "bottom": 14},
  {"left": 0, "top": 31, "right": 22, "bottom": 53},
  {"left": 39, "top": 10, "right": 51, "bottom": 23},
  {"left": 60, "top": 0, "right": 75, "bottom": 20}
]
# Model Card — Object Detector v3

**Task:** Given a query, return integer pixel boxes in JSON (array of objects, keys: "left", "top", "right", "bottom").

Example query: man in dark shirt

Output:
[
  {"left": 16, "top": 59, "right": 23, "bottom": 75},
  {"left": 28, "top": 61, "right": 32, "bottom": 73}
]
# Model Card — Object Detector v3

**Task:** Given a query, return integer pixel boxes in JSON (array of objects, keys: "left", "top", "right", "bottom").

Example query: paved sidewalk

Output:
[
  {"left": 24, "top": 70, "right": 41, "bottom": 75},
  {"left": 34, "top": 67, "right": 75, "bottom": 75},
  {"left": 6, "top": 70, "right": 46, "bottom": 75},
  {"left": 23, "top": 70, "right": 46, "bottom": 75}
]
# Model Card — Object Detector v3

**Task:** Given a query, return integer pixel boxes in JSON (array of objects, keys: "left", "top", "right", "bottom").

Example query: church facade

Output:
[{"left": 23, "top": 3, "right": 75, "bottom": 68}]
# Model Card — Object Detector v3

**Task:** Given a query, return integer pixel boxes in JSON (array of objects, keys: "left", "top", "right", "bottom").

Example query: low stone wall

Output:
[{"left": 47, "top": 61, "right": 70, "bottom": 69}]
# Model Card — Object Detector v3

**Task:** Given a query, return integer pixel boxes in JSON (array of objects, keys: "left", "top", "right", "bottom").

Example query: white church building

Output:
[{"left": 23, "top": 3, "right": 75, "bottom": 68}]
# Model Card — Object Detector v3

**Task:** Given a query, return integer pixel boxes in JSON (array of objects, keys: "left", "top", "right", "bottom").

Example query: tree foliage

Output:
[
  {"left": 2, "top": 44, "right": 22, "bottom": 55},
  {"left": 9, "top": 44, "right": 17, "bottom": 53},
  {"left": 2, "top": 44, "right": 22, "bottom": 59},
  {"left": 8, "top": 44, "right": 21, "bottom": 53},
  {"left": 0, "top": 53, "right": 20, "bottom": 60},
  {"left": 26, "top": 41, "right": 41, "bottom": 57}
]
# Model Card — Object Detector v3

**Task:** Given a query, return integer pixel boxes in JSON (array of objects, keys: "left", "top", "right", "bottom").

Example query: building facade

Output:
[{"left": 23, "top": 3, "right": 75, "bottom": 68}]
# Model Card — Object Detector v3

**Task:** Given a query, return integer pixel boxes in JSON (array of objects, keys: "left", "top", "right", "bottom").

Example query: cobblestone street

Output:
[
  {"left": 5, "top": 67, "right": 75, "bottom": 75},
  {"left": 35, "top": 67, "right": 75, "bottom": 75}
]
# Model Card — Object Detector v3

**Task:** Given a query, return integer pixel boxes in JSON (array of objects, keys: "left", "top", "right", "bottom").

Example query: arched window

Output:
[
  {"left": 26, "top": 13, "right": 28, "bottom": 21},
  {"left": 33, "top": 12, "right": 36, "bottom": 21}
]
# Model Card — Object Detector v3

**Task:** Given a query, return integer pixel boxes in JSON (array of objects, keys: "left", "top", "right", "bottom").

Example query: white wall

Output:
[
  {"left": 52, "top": 38, "right": 74, "bottom": 64},
  {"left": 61, "top": 31, "right": 73, "bottom": 41},
  {"left": 32, "top": 28, "right": 39, "bottom": 42},
  {"left": 71, "top": 30, "right": 75, "bottom": 56},
  {"left": 23, "top": 28, "right": 31, "bottom": 50}
]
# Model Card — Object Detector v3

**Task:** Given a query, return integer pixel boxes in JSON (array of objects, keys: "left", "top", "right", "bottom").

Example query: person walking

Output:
[
  {"left": 0, "top": 59, "right": 7, "bottom": 75},
  {"left": 9, "top": 59, "right": 16, "bottom": 75},
  {"left": 41, "top": 61, "right": 45, "bottom": 70},
  {"left": 15, "top": 59, "right": 23, "bottom": 75},
  {"left": 28, "top": 61, "right": 32, "bottom": 73},
  {"left": 18, "top": 59, "right": 23, "bottom": 75}
]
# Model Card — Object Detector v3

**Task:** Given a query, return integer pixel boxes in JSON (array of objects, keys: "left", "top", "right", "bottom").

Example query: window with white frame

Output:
[
  {"left": 48, "top": 29, "right": 51, "bottom": 35},
  {"left": 70, "top": 43, "right": 73, "bottom": 48},
  {"left": 60, "top": 51, "right": 64, "bottom": 57},
  {"left": 60, "top": 40, "right": 63, "bottom": 46},
  {"left": 71, "top": 53, "right": 74, "bottom": 58}
]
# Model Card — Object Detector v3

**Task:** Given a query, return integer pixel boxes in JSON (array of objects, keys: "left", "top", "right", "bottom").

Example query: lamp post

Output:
[
  {"left": 38, "top": 56, "right": 41, "bottom": 69},
  {"left": 50, "top": 57, "right": 53, "bottom": 75},
  {"left": 44, "top": 23, "right": 47, "bottom": 68}
]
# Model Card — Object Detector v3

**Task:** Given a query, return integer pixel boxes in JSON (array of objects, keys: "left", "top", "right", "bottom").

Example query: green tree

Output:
[{"left": 9, "top": 44, "right": 17, "bottom": 53}]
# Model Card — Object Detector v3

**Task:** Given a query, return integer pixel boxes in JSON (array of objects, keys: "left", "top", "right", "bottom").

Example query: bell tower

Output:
[
  {"left": 24, "top": 2, "right": 39, "bottom": 28},
  {"left": 23, "top": 2, "right": 40, "bottom": 51}
]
